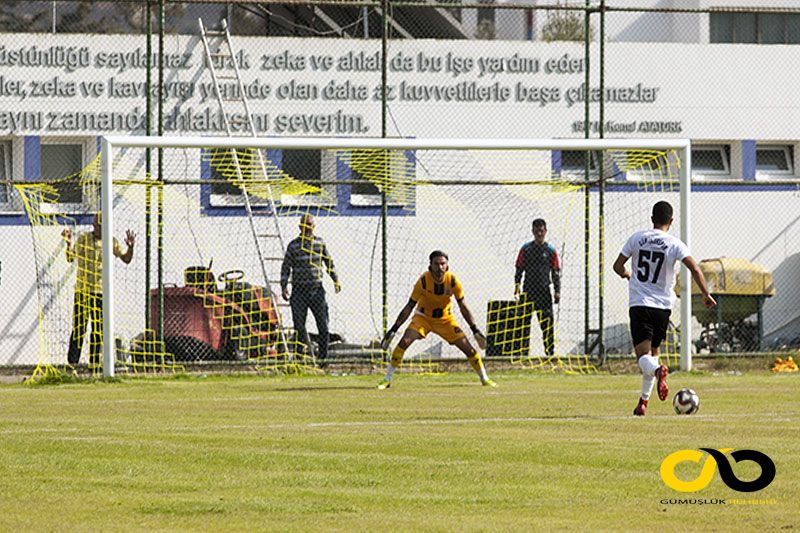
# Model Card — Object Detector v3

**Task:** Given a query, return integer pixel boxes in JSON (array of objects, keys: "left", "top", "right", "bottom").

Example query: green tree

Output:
[{"left": 542, "top": 4, "right": 594, "bottom": 42}]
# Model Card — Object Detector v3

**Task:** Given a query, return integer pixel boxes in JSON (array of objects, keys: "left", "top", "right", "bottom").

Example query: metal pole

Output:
[
  {"left": 583, "top": 1, "right": 591, "bottom": 356},
  {"left": 597, "top": 0, "right": 605, "bottom": 363},
  {"left": 101, "top": 138, "right": 115, "bottom": 378},
  {"left": 145, "top": 0, "right": 153, "bottom": 335},
  {"left": 381, "top": 0, "right": 389, "bottom": 356},
  {"left": 680, "top": 141, "right": 692, "bottom": 370},
  {"left": 157, "top": 0, "right": 165, "bottom": 349}
]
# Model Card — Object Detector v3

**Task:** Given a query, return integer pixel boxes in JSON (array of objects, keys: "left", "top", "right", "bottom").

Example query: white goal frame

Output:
[{"left": 100, "top": 136, "right": 692, "bottom": 377}]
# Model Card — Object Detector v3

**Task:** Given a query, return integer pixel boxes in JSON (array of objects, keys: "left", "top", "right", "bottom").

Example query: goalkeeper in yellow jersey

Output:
[{"left": 377, "top": 250, "right": 496, "bottom": 389}]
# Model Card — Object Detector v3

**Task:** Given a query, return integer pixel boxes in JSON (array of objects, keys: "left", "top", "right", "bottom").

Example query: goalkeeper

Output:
[{"left": 377, "top": 250, "right": 496, "bottom": 389}]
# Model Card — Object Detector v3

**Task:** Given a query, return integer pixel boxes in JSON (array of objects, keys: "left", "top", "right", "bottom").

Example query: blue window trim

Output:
[
  {"left": 24, "top": 136, "right": 40, "bottom": 181},
  {"left": 200, "top": 146, "right": 415, "bottom": 217},
  {"left": 741, "top": 140, "right": 756, "bottom": 181},
  {"left": 551, "top": 151, "right": 561, "bottom": 175}
]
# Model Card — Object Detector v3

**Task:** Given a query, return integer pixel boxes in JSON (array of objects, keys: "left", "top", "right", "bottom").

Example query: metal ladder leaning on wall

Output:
[{"left": 198, "top": 17, "right": 297, "bottom": 362}]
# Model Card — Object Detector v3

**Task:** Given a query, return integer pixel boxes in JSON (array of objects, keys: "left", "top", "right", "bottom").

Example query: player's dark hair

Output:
[
  {"left": 532, "top": 218, "right": 547, "bottom": 230},
  {"left": 429, "top": 250, "right": 448, "bottom": 262},
  {"left": 652, "top": 201, "right": 673, "bottom": 226}
]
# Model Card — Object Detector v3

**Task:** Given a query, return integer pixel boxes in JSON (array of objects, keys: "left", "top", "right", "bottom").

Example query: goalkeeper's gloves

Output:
[
  {"left": 471, "top": 324, "right": 487, "bottom": 350},
  {"left": 380, "top": 325, "right": 398, "bottom": 351}
]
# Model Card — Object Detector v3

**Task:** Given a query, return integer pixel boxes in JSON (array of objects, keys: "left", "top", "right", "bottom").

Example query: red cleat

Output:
[
  {"left": 633, "top": 398, "right": 648, "bottom": 416},
  {"left": 656, "top": 365, "right": 669, "bottom": 401}
]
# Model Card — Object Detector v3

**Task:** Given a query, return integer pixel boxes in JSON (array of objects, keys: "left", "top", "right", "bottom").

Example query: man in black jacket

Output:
[{"left": 514, "top": 218, "right": 560, "bottom": 357}]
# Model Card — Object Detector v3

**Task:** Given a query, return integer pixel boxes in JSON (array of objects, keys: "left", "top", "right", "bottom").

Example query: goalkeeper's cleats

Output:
[
  {"left": 633, "top": 398, "right": 648, "bottom": 416},
  {"left": 655, "top": 365, "right": 669, "bottom": 401},
  {"left": 482, "top": 379, "right": 498, "bottom": 388},
  {"left": 376, "top": 378, "right": 391, "bottom": 390}
]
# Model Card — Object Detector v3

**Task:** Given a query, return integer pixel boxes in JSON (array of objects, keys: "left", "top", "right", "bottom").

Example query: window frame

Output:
[
  {"left": 755, "top": 144, "right": 795, "bottom": 180},
  {"left": 278, "top": 149, "right": 338, "bottom": 207},
  {"left": 710, "top": 11, "right": 800, "bottom": 44},
  {"left": 558, "top": 149, "right": 601, "bottom": 180},
  {"left": 622, "top": 150, "right": 681, "bottom": 182},
  {"left": 38, "top": 138, "right": 95, "bottom": 216},
  {"left": 691, "top": 144, "right": 731, "bottom": 179},
  {"left": 348, "top": 149, "right": 411, "bottom": 207},
  {"left": 207, "top": 148, "right": 338, "bottom": 208}
]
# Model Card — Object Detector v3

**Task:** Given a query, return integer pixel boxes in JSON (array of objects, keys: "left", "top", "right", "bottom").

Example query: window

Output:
[
  {"left": 692, "top": 145, "right": 730, "bottom": 178},
  {"left": 350, "top": 149, "right": 382, "bottom": 206},
  {"left": 40, "top": 140, "right": 93, "bottom": 214},
  {"left": 208, "top": 148, "right": 336, "bottom": 208},
  {"left": 279, "top": 149, "right": 336, "bottom": 206},
  {"left": 208, "top": 148, "right": 267, "bottom": 207},
  {"left": 476, "top": 3, "right": 496, "bottom": 39},
  {"left": 561, "top": 150, "right": 598, "bottom": 170},
  {"left": 756, "top": 145, "right": 794, "bottom": 178},
  {"left": 624, "top": 151, "right": 680, "bottom": 181},
  {"left": 265, "top": 5, "right": 316, "bottom": 37},
  {"left": 349, "top": 149, "right": 413, "bottom": 207},
  {"left": 559, "top": 150, "right": 601, "bottom": 179},
  {"left": 711, "top": 11, "right": 800, "bottom": 44}
]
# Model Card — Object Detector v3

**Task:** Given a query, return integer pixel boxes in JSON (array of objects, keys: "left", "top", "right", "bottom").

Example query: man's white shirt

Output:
[{"left": 620, "top": 229, "right": 690, "bottom": 309}]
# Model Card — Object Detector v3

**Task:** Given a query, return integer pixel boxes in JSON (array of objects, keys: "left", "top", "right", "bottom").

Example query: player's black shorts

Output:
[{"left": 629, "top": 306, "right": 671, "bottom": 348}]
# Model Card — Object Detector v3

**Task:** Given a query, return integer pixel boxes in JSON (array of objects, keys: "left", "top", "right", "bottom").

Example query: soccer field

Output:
[{"left": 1, "top": 371, "right": 797, "bottom": 532}]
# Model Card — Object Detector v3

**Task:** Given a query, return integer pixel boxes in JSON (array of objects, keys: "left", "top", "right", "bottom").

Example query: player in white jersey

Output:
[{"left": 613, "top": 201, "right": 716, "bottom": 416}]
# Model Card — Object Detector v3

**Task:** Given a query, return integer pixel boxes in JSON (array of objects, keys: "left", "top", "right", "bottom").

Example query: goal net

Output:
[{"left": 21, "top": 137, "right": 690, "bottom": 380}]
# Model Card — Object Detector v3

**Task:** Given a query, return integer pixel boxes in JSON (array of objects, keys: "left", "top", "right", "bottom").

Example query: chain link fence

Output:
[{"left": 1, "top": 1, "right": 799, "bottom": 368}]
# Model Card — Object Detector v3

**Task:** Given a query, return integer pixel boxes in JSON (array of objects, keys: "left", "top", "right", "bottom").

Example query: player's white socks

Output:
[
  {"left": 639, "top": 354, "right": 660, "bottom": 375},
  {"left": 384, "top": 363, "right": 397, "bottom": 381},
  {"left": 638, "top": 355, "right": 659, "bottom": 401},
  {"left": 477, "top": 367, "right": 489, "bottom": 383}
]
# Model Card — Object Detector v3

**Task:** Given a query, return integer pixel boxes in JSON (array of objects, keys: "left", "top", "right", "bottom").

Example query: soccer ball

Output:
[{"left": 673, "top": 388, "right": 700, "bottom": 414}]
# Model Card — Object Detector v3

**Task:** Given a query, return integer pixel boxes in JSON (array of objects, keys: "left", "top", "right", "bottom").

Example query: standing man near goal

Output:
[
  {"left": 514, "top": 218, "right": 560, "bottom": 358},
  {"left": 377, "top": 250, "right": 496, "bottom": 389},
  {"left": 612, "top": 201, "right": 715, "bottom": 416},
  {"left": 62, "top": 213, "right": 135, "bottom": 373},
  {"left": 281, "top": 214, "right": 341, "bottom": 366}
]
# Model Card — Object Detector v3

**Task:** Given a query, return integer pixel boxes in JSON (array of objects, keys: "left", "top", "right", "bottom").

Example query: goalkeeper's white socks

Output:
[
  {"left": 638, "top": 354, "right": 659, "bottom": 401},
  {"left": 384, "top": 364, "right": 397, "bottom": 382}
]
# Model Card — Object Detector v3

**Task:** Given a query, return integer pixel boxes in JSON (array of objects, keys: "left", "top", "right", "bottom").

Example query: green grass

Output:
[{"left": 1, "top": 370, "right": 798, "bottom": 532}]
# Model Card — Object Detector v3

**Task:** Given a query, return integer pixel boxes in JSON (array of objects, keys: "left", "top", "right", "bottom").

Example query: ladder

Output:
[{"left": 198, "top": 18, "right": 295, "bottom": 360}]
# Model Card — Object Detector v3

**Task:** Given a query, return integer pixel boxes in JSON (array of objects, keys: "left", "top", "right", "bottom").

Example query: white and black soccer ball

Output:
[{"left": 673, "top": 388, "right": 700, "bottom": 414}]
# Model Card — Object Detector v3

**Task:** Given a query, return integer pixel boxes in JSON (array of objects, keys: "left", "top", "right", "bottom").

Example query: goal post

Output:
[{"left": 88, "top": 136, "right": 692, "bottom": 378}]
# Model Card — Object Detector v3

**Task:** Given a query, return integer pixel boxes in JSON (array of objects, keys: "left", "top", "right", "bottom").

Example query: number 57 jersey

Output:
[{"left": 621, "top": 228, "right": 690, "bottom": 310}]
